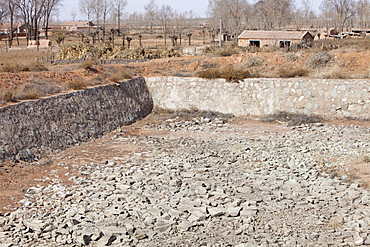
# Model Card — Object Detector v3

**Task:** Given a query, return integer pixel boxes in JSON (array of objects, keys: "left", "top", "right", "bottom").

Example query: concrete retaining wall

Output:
[
  {"left": 0, "top": 77, "right": 153, "bottom": 162},
  {"left": 146, "top": 77, "right": 370, "bottom": 119}
]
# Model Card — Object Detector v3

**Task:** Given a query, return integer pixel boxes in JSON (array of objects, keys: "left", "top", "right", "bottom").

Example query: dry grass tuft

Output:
[
  {"left": 2, "top": 91, "right": 14, "bottom": 102},
  {"left": 221, "top": 66, "right": 253, "bottom": 82},
  {"left": 285, "top": 53, "right": 300, "bottom": 62},
  {"left": 261, "top": 111, "right": 324, "bottom": 126},
  {"left": 1, "top": 61, "right": 48, "bottom": 73},
  {"left": 306, "top": 52, "right": 334, "bottom": 69},
  {"left": 317, "top": 67, "right": 349, "bottom": 79},
  {"left": 67, "top": 79, "right": 89, "bottom": 90},
  {"left": 197, "top": 68, "right": 222, "bottom": 80},
  {"left": 79, "top": 60, "right": 98, "bottom": 71},
  {"left": 277, "top": 66, "right": 309, "bottom": 78},
  {"left": 12, "top": 79, "right": 61, "bottom": 100},
  {"left": 197, "top": 66, "right": 255, "bottom": 82},
  {"left": 244, "top": 57, "right": 264, "bottom": 67},
  {"left": 108, "top": 70, "right": 133, "bottom": 82},
  {"left": 211, "top": 45, "right": 245, "bottom": 56}
]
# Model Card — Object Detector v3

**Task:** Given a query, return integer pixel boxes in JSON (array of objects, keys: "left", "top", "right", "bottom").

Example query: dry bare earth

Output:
[{"left": 1, "top": 50, "right": 370, "bottom": 101}]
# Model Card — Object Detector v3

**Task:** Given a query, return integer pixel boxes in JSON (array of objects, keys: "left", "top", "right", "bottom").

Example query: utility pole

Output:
[{"left": 219, "top": 17, "right": 222, "bottom": 48}]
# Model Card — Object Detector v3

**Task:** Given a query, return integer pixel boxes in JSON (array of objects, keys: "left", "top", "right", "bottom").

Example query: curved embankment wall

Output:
[
  {"left": 146, "top": 77, "right": 370, "bottom": 119},
  {"left": 0, "top": 77, "right": 153, "bottom": 162}
]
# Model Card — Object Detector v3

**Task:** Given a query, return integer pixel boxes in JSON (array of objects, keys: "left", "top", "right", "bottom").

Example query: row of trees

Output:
[
  {"left": 0, "top": 0, "right": 61, "bottom": 45},
  {"left": 208, "top": 0, "right": 370, "bottom": 39},
  {"left": 0, "top": 0, "right": 370, "bottom": 47},
  {"left": 77, "top": 0, "right": 199, "bottom": 46},
  {"left": 75, "top": 0, "right": 370, "bottom": 45}
]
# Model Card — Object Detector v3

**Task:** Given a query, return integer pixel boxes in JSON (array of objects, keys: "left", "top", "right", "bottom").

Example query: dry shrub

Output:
[
  {"left": 4, "top": 79, "right": 61, "bottom": 101},
  {"left": 198, "top": 66, "right": 259, "bottom": 82},
  {"left": 14, "top": 85, "right": 40, "bottom": 100},
  {"left": 67, "top": 79, "right": 88, "bottom": 90},
  {"left": 362, "top": 155, "right": 370, "bottom": 163},
  {"left": 2, "top": 91, "right": 14, "bottom": 102},
  {"left": 306, "top": 52, "right": 333, "bottom": 69},
  {"left": 152, "top": 107, "right": 234, "bottom": 121},
  {"left": 215, "top": 46, "right": 245, "bottom": 56},
  {"left": 197, "top": 68, "right": 222, "bottom": 80},
  {"left": 79, "top": 60, "right": 97, "bottom": 70},
  {"left": 109, "top": 70, "right": 133, "bottom": 82},
  {"left": 244, "top": 57, "right": 264, "bottom": 67},
  {"left": 318, "top": 68, "right": 349, "bottom": 79},
  {"left": 285, "top": 53, "right": 300, "bottom": 62},
  {"left": 261, "top": 111, "right": 324, "bottom": 126},
  {"left": 1, "top": 61, "right": 47, "bottom": 73},
  {"left": 221, "top": 66, "right": 253, "bottom": 82},
  {"left": 277, "top": 66, "right": 309, "bottom": 78}
]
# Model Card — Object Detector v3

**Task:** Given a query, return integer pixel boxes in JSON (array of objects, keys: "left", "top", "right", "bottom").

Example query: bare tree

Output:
[
  {"left": 158, "top": 4, "right": 173, "bottom": 46},
  {"left": 291, "top": 0, "right": 317, "bottom": 30},
  {"left": 144, "top": 0, "right": 158, "bottom": 34},
  {"left": 356, "top": 0, "right": 370, "bottom": 29},
  {"left": 126, "top": 11, "right": 145, "bottom": 30},
  {"left": 320, "top": 0, "right": 356, "bottom": 32},
  {"left": 70, "top": 8, "right": 78, "bottom": 21},
  {"left": 79, "top": 0, "right": 94, "bottom": 33},
  {"left": 13, "top": 0, "right": 48, "bottom": 40},
  {"left": 113, "top": 0, "right": 127, "bottom": 30},
  {"left": 42, "top": 0, "right": 61, "bottom": 39},
  {"left": 0, "top": 0, "right": 9, "bottom": 22},
  {"left": 101, "top": 0, "right": 112, "bottom": 28},
  {"left": 208, "top": 0, "right": 250, "bottom": 41},
  {"left": 254, "top": 0, "right": 294, "bottom": 30}
]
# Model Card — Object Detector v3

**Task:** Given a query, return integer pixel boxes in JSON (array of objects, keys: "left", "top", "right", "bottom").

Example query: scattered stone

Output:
[{"left": 1, "top": 118, "right": 370, "bottom": 246}]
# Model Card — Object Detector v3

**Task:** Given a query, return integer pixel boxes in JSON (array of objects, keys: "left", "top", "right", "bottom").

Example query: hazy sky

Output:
[{"left": 58, "top": 0, "right": 322, "bottom": 22}]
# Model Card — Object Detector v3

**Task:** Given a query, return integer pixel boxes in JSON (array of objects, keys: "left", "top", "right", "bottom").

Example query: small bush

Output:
[
  {"left": 109, "top": 70, "right": 133, "bottom": 82},
  {"left": 319, "top": 68, "right": 349, "bottom": 79},
  {"left": 67, "top": 79, "right": 88, "bottom": 90},
  {"left": 214, "top": 46, "right": 245, "bottom": 56},
  {"left": 277, "top": 66, "right": 309, "bottom": 78},
  {"left": 261, "top": 111, "right": 324, "bottom": 126},
  {"left": 14, "top": 84, "right": 40, "bottom": 100},
  {"left": 285, "top": 53, "right": 300, "bottom": 62},
  {"left": 10, "top": 79, "right": 61, "bottom": 100},
  {"left": 307, "top": 52, "right": 333, "bottom": 69},
  {"left": 2, "top": 91, "right": 14, "bottom": 102},
  {"left": 244, "top": 57, "right": 264, "bottom": 67},
  {"left": 362, "top": 155, "right": 370, "bottom": 163},
  {"left": 1, "top": 61, "right": 47, "bottom": 73},
  {"left": 53, "top": 30, "right": 67, "bottom": 46},
  {"left": 24, "top": 91, "right": 40, "bottom": 99},
  {"left": 79, "top": 60, "right": 97, "bottom": 70},
  {"left": 198, "top": 66, "right": 255, "bottom": 82},
  {"left": 197, "top": 68, "right": 222, "bottom": 79},
  {"left": 221, "top": 66, "right": 252, "bottom": 82},
  {"left": 27, "top": 61, "right": 48, "bottom": 72}
]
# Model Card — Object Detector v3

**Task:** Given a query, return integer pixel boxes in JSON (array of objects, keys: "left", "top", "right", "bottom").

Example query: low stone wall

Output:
[
  {"left": 0, "top": 77, "right": 153, "bottom": 162},
  {"left": 146, "top": 77, "right": 370, "bottom": 119}
]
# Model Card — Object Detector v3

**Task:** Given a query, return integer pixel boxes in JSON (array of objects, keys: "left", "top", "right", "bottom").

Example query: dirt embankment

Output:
[{"left": 1, "top": 51, "right": 370, "bottom": 103}]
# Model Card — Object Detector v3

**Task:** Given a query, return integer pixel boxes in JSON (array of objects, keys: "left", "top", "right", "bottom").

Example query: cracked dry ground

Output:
[{"left": 0, "top": 112, "right": 370, "bottom": 246}]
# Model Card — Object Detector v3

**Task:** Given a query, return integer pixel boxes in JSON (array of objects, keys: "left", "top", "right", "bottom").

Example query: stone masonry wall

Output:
[
  {"left": 0, "top": 77, "right": 153, "bottom": 162},
  {"left": 146, "top": 77, "right": 370, "bottom": 119}
]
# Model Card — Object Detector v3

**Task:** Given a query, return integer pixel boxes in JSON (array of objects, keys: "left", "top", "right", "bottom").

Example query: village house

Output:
[
  {"left": 60, "top": 21, "right": 95, "bottom": 31},
  {"left": 238, "top": 30, "right": 315, "bottom": 48}
]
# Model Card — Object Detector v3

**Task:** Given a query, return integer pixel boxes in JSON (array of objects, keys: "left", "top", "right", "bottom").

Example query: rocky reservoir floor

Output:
[{"left": 1, "top": 111, "right": 370, "bottom": 246}]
